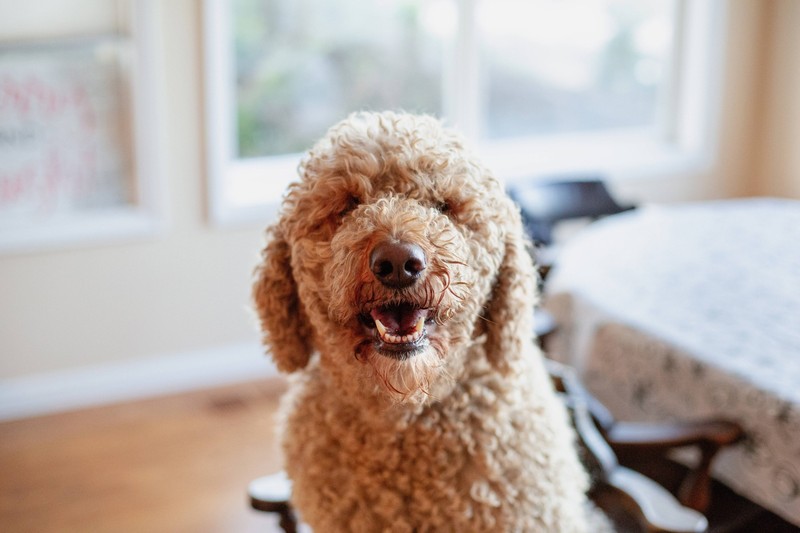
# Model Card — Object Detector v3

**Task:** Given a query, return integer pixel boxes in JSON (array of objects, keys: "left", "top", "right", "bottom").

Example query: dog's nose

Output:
[{"left": 370, "top": 240, "right": 427, "bottom": 289}]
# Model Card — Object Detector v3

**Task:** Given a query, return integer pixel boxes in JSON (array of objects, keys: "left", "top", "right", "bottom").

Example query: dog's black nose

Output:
[{"left": 370, "top": 240, "right": 427, "bottom": 289}]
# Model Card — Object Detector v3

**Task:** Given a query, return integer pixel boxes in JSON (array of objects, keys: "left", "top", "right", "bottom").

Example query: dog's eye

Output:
[
  {"left": 338, "top": 195, "right": 360, "bottom": 217},
  {"left": 436, "top": 201, "right": 452, "bottom": 214}
]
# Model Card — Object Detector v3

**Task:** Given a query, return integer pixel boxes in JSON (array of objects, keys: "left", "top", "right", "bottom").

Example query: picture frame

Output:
[{"left": 0, "top": 0, "right": 162, "bottom": 254}]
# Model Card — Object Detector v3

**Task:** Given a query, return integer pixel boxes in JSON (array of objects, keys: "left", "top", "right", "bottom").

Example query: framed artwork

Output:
[{"left": 0, "top": 0, "right": 162, "bottom": 254}]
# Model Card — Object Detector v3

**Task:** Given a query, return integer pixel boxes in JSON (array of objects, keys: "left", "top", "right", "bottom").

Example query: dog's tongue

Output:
[{"left": 370, "top": 304, "right": 428, "bottom": 335}]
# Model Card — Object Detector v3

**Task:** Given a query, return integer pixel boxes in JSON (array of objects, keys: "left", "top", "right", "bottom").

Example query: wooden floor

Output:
[
  {"left": 3, "top": 380, "right": 797, "bottom": 533},
  {"left": 0, "top": 379, "right": 288, "bottom": 533}
]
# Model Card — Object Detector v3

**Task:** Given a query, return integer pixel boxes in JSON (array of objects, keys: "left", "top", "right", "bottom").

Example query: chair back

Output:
[{"left": 508, "top": 178, "right": 635, "bottom": 246}]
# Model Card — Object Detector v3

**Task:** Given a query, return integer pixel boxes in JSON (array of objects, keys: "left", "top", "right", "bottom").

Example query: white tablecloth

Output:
[{"left": 545, "top": 198, "right": 800, "bottom": 526}]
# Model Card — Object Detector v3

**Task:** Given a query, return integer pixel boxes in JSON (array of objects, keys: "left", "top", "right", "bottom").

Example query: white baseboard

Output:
[{"left": 0, "top": 341, "right": 279, "bottom": 422}]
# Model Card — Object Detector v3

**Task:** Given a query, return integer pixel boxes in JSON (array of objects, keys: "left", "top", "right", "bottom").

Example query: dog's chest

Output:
[
  {"left": 282, "top": 381, "right": 531, "bottom": 530},
  {"left": 299, "top": 397, "right": 482, "bottom": 482}
]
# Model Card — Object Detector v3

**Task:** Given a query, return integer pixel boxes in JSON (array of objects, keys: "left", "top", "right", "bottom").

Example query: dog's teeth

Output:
[{"left": 374, "top": 316, "right": 426, "bottom": 344}]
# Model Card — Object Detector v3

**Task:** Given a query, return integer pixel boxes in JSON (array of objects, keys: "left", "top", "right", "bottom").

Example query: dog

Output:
[{"left": 253, "top": 111, "right": 602, "bottom": 531}]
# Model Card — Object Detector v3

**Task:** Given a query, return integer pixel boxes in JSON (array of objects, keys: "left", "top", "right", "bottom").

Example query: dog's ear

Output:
[
  {"left": 253, "top": 224, "right": 313, "bottom": 372},
  {"left": 483, "top": 201, "right": 538, "bottom": 373}
]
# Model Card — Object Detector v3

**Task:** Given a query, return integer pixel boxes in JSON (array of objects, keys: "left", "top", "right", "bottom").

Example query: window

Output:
[
  {"left": 204, "top": 0, "right": 724, "bottom": 225},
  {"left": 477, "top": 1, "right": 673, "bottom": 140},
  {"left": 234, "top": 0, "right": 444, "bottom": 158},
  {"left": 0, "top": 0, "right": 163, "bottom": 253}
]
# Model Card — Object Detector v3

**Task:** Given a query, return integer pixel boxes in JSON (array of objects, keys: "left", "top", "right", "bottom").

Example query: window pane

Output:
[
  {"left": 478, "top": 0, "right": 675, "bottom": 140},
  {"left": 233, "top": 0, "right": 445, "bottom": 158}
]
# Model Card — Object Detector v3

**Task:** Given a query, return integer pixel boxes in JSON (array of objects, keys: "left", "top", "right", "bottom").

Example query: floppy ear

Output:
[
  {"left": 252, "top": 224, "right": 313, "bottom": 373},
  {"left": 483, "top": 201, "right": 538, "bottom": 374}
]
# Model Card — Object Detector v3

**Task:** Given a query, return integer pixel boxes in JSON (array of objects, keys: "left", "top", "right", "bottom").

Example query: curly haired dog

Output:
[{"left": 253, "top": 112, "right": 602, "bottom": 531}]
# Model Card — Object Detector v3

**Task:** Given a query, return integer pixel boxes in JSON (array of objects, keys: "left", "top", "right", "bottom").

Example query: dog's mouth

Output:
[{"left": 358, "top": 303, "right": 434, "bottom": 360}]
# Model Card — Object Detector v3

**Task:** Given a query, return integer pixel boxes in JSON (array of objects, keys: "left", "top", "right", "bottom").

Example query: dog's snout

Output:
[{"left": 370, "top": 241, "right": 427, "bottom": 289}]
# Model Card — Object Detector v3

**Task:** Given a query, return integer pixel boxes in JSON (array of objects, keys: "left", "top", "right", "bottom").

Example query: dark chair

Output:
[
  {"left": 249, "top": 360, "right": 743, "bottom": 533},
  {"left": 507, "top": 177, "right": 636, "bottom": 346},
  {"left": 508, "top": 177, "right": 636, "bottom": 249},
  {"left": 249, "top": 471, "right": 298, "bottom": 533},
  {"left": 547, "top": 360, "right": 744, "bottom": 532}
]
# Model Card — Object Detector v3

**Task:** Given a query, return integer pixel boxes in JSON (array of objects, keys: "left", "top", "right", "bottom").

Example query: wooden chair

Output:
[
  {"left": 249, "top": 360, "right": 743, "bottom": 533},
  {"left": 547, "top": 359, "right": 744, "bottom": 532},
  {"left": 249, "top": 471, "right": 299, "bottom": 533}
]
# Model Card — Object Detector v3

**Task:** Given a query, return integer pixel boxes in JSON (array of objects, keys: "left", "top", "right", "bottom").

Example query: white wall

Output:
[
  {"left": 0, "top": 0, "right": 796, "bottom": 416},
  {"left": 754, "top": 0, "right": 800, "bottom": 198}
]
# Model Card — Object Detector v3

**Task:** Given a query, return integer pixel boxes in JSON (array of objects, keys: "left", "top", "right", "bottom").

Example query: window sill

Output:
[
  {"left": 209, "top": 129, "right": 712, "bottom": 229},
  {"left": 481, "top": 128, "right": 711, "bottom": 187},
  {"left": 0, "top": 206, "right": 164, "bottom": 255}
]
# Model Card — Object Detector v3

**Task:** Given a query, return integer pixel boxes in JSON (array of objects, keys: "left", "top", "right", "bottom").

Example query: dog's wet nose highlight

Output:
[{"left": 370, "top": 241, "right": 427, "bottom": 289}]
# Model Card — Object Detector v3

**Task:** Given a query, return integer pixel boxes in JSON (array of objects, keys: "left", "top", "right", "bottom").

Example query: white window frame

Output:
[
  {"left": 203, "top": 0, "right": 726, "bottom": 227},
  {"left": 0, "top": 0, "right": 165, "bottom": 254}
]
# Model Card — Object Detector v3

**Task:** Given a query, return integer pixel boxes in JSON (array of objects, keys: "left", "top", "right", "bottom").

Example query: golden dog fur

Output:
[{"left": 253, "top": 112, "right": 603, "bottom": 531}]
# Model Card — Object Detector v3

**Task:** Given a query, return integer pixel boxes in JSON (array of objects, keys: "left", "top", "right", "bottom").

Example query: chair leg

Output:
[
  {"left": 534, "top": 308, "right": 558, "bottom": 349},
  {"left": 277, "top": 506, "right": 298, "bottom": 533}
]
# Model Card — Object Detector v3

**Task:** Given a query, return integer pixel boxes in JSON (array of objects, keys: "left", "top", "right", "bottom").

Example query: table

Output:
[{"left": 544, "top": 198, "right": 800, "bottom": 526}]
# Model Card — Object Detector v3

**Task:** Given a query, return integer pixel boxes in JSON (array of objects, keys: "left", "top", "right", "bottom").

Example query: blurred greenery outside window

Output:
[
  {"left": 207, "top": 0, "right": 717, "bottom": 223},
  {"left": 234, "top": 0, "right": 444, "bottom": 157},
  {"left": 233, "top": 0, "right": 675, "bottom": 158}
]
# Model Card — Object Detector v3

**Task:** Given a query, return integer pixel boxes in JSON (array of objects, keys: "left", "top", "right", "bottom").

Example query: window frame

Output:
[
  {"left": 203, "top": 0, "right": 726, "bottom": 227},
  {"left": 0, "top": 0, "right": 165, "bottom": 254}
]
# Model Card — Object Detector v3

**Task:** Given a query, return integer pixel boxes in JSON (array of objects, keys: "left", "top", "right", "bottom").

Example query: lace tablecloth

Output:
[{"left": 546, "top": 198, "right": 800, "bottom": 526}]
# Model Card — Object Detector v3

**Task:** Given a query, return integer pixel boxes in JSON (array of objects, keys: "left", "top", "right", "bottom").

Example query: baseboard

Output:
[{"left": 0, "top": 341, "right": 279, "bottom": 422}]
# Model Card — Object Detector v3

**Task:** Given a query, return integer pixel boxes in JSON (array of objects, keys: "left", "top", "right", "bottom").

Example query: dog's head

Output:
[{"left": 254, "top": 112, "right": 536, "bottom": 403}]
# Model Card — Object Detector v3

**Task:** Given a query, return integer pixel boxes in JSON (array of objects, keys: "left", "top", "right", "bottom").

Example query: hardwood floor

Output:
[
  {"left": 3, "top": 379, "right": 796, "bottom": 533},
  {"left": 0, "top": 379, "right": 288, "bottom": 533}
]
